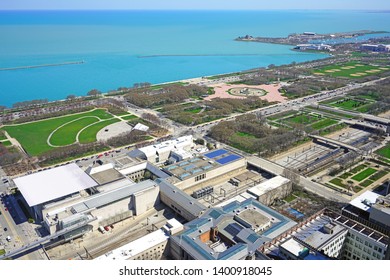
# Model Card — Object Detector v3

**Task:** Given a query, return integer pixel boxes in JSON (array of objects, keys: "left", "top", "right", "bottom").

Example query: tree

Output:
[
  {"left": 66, "top": 94, "right": 76, "bottom": 100},
  {"left": 87, "top": 89, "right": 102, "bottom": 96}
]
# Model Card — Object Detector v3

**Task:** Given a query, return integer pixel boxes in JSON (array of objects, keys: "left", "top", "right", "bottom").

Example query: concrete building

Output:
[
  {"left": 360, "top": 44, "right": 390, "bottom": 52},
  {"left": 169, "top": 198, "right": 296, "bottom": 260},
  {"left": 342, "top": 191, "right": 390, "bottom": 235},
  {"left": 41, "top": 179, "right": 160, "bottom": 237},
  {"left": 260, "top": 209, "right": 388, "bottom": 260},
  {"left": 279, "top": 238, "right": 330, "bottom": 260},
  {"left": 246, "top": 175, "right": 292, "bottom": 206},
  {"left": 156, "top": 179, "right": 207, "bottom": 221},
  {"left": 129, "top": 136, "right": 194, "bottom": 164},
  {"left": 294, "top": 44, "right": 332, "bottom": 51},
  {"left": 95, "top": 219, "right": 183, "bottom": 260},
  {"left": 163, "top": 149, "right": 247, "bottom": 191}
]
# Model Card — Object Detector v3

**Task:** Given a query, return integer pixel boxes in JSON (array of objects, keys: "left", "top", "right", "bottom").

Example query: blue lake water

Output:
[{"left": 0, "top": 10, "right": 389, "bottom": 107}]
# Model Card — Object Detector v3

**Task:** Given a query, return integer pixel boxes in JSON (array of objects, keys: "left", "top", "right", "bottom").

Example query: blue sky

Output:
[{"left": 1, "top": 0, "right": 389, "bottom": 10}]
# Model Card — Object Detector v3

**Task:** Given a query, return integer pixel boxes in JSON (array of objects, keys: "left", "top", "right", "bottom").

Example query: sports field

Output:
[
  {"left": 313, "top": 62, "right": 389, "bottom": 79},
  {"left": 273, "top": 112, "right": 339, "bottom": 132},
  {"left": 1, "top": 109, "right": 118, "bottom": 156}
]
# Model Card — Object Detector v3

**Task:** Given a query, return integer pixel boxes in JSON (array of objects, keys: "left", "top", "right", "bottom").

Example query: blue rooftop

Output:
[
  {"left": 216, "top": 154, "right": 242, "bottom": 165},
  {"left": 204, "top": 149, "right": 228, "bottom": 159}
]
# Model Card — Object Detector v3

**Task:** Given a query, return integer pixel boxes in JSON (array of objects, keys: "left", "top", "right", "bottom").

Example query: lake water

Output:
[{"left": 0, "top": 10, "right": 389, "bottom": 107}]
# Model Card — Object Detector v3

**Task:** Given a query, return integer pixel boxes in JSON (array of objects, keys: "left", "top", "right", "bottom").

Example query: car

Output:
[
  {"left": 110, "top": 225, "right": 114, "bottom": 229},
  {"left": 104, "top": 226, "right": 110, "bottom": 231},
  {"left": 4, "top": 207, "right": 7, "bottom": 211},
  {"left": 6, "top": 236, "right": 11, "bottom": 242},
  {"left": 4, "top": 227, "right": 7, "bottom": 231}
]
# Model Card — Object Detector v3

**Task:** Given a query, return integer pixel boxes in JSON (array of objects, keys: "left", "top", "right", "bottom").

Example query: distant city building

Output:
[
  {"left": 360, "top": 44, "right": 390, "bottom": 52},
  {"left": 294, "top": 44, "right": 332, "bottom": 51},
  {"left": 169, "top": 198, "right": 296, "bottom": 260}
]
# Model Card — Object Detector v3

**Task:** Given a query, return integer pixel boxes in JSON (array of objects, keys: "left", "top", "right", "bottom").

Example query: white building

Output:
[{"left": 129, "top": 136, "right": 194, "bottom": 164}]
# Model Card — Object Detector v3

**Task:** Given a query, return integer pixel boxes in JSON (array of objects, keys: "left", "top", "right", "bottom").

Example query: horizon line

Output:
[{"left": 1, "top": 8, "right": 390, "bottom": 12}]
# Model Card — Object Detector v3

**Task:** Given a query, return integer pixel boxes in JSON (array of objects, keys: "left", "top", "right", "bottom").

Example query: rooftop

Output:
[
  {"left": 247, "top": 176, "right": 290, "bottom": 198},
  {"left": 349, "top": 191, "right": 381, "bottom": 212},
  {"left": 163, "top": 149, "right": 243, "bottom": 181},
  {"left": 14, "top": 163, "right": 97, "bottom": 207}
]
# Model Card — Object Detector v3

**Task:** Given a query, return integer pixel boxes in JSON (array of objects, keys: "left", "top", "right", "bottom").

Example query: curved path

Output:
[{"left": 47, "top": 116, "right": 101, "bottom": 147}]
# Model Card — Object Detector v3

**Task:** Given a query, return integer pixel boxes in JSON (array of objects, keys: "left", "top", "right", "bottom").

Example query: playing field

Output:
[
  {"left": 1, "top": 109, "right": 117, "bottom": 156},
  {"left": 313, "top": 62, "right": 388, "bottom": 79},
  {"left": 273, "top": 112, "right": 339, "bottom": 132}
]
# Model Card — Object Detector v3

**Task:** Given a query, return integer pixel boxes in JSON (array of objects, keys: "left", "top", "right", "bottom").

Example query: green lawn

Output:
[
  {"left": 360, "top": 180, "right": 374, "bottom": 187},
  {"left": 376, "top": 144, "right": 390, "bottom": 159},
  {"left": 329, "top": 178, "right": 347, "bottom": 188},
  {"left": 1, "top": 109, "right": 113, "bottom": 156},
  {"left": 236, "top": 131, "right": 256, "bottom": 138},
  {"left": 0, "top": 140, "right": 12, "bottom": 147},
  {"left": 350, "top": 164, "right": 368, "bottom": 174},
  {"left": 184, "top": 107, "right": 203, "bottom": 114},
  {"left": 0, "top": 133, "right": 7, "bottom": 141},
  {"left": 286, "top": 114, "right": 320, "bottom": 125},
  {"left": 313, "top": 62, "right": 388, "bottom": 79},
  {"left": 50, "top": 117, "right": 100, "bottom": 146},
  {"left": 369, "top": 170, "right": 388, "bottom": 181},
  {"left": 121, "top": 115, "right": 138, "bottom": 121},
  {"left": 0, "top": 249, "right": 5, "bottom": 256},
  {"left": 284, "top": 194, "right": 297, "bottom": 203},
  {"left": 326, "top": 98, "right": 372, "bottom": 112},
  {"left": 339, "top": 172, "right": 353, "bottom": 179},
  {"left": 310, "top": 119, "right": 338, "bottom": 130},
  {"left": 79, "top": 119, "right": 121, "bottom": 144},
  {"left": 351, "top": 168, "right": 378, "bottom": 182}
]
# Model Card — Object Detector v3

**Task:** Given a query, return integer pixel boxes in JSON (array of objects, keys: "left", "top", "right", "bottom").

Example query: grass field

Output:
[
  {"left": 184, "top": 107, "right": 203, "bottom": 114},
  {"left": 0, "top": 133, "right": 7, "bottom": 141},
  {"left": 79, "top": 119, "right": 121, "bottom": 144},
  {"left": 376, "top": 144, "right": 390, "bottom": 159},
  {"left": 236, "top": 131, "right": 256, "bottom": 138},
  {"left": 350, "top": 164, "right": 367, "bottom": 174},
  {"left": 2, "top": 109, "right": 115, "bottom": 156},
  {"left": 329, "top": 178, "right": 347, "bottom": 189},
  {"left": 313, "top": 62, "right": 388, "bottom": 79},
  {"left": 310, "top": 119, "right": 338, "bottom": 130},
  {"left": 360, "top": 180, "right": 374, "bottom": 187},
  {"left": 286, "top": 114, "right": 320, "bottom": 125},
  {"left": 324, "top": 98, "right": 373, "bottom": 112},
  {"left": 121, "top": 115, "right": 139, "bottom": 121},
  {"left": 351, "top": 168, "right": 377, "bottom": 182},
  {"left": 0, "top": 140, "right": 12, "bottom": 147}
]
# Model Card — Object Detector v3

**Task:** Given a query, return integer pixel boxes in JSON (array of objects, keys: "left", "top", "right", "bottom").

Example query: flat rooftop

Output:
[
  {"left": 163, "top": 149, "right": 243, "bottom": 181},
  {"left": 239, "top": 209, "right": 270, "bottom": 228},
  {"left": 247, "top": 176, "right": 290, "bottom": 198},
  {"left": 349, "top": 191, "right": 381, "bottom": 212},
  {"left": 14, "top": 163, "right": 97, "bottom": 207}
]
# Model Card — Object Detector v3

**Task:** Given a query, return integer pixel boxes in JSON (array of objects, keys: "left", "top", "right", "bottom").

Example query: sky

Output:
[{"left": 0, "top": 0, "right": 389, "bottom": 11}]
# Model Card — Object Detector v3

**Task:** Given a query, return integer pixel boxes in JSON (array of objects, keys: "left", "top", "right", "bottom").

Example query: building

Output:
[
  {"left": 360, "top": 44, "right": 390, "bottom": 52},
  {"left": 342, "top": 191, "right": 390, "bottom": 235},
  {"left": 163, "top": 149, "right": 247, "bottom": 191},
  {"left": 129, "top": 136, "right": 194, "bottom": 164},
  {"left": 260, "top": 209, "right": 388, "bottom": 260},
  {"left": 14, "top": 163, "right": 98, "bottom": 222},
  {"left": 156, "top": 179, "right": 207, "bottom": 222},
  {"left": 169, "top": 198, "right": 296, "bottom": 260},
  {"left": 294, "top": 44, "right": 332, "bottom": 51},
  {"left": 279, "top": 238, "right": 330, "bottom": 260},
  {"left": 95, "top": 219, "right": 183, "bottom": 260},
  {"left": 246, "top": 175, "right": 292, "bottom": 206},
  {"left": 41, "top": 179, "right": 160, "bottom": 237}
]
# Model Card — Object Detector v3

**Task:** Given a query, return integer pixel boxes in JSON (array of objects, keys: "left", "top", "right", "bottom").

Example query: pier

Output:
[{"left": 0, "top": 61, "right": 85, "bottom": 71}]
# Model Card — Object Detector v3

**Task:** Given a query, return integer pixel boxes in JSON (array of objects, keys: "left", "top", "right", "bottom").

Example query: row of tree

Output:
[
  {"left": 209, "top": 114, "right": 305, "bottom": 156},
  {"left": 125, "top": 84, "right": 209, "bottom": 108}
]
